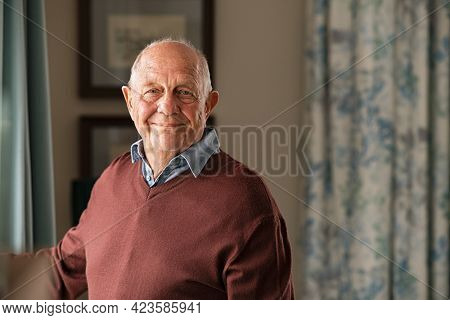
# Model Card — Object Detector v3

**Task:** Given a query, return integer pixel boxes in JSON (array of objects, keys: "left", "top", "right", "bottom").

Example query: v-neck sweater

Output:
[{"left": 48, "top": 150, "right": 294, "bottom": 299}]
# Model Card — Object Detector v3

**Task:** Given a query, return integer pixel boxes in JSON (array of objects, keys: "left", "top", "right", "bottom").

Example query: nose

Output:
[{"left": 156, "top": 93, "right": 180, "bottom": 116}]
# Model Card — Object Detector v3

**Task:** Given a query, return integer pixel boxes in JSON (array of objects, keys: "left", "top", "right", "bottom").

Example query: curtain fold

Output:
[
  {"left": 302, "top": 0, "right": 449, "bottom": 299},
  {"left": 0, "top": 0, "right": 56, "bottom": 254}
]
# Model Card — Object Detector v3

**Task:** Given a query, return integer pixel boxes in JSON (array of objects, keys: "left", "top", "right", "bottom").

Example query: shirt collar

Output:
[
  {"left": 130, "top": 127, "right": 220, "bottom": 177},
  {"left": 130, "top": 140, "right": 145, "bottom": 163},
  {"left": 179, "top": 127, "right": 220, "bottom": 177}
]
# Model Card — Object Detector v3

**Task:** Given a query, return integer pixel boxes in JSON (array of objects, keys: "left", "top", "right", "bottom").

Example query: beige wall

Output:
[
  {"left": 45, "top": 0, "right": 128, "bottom": 240},
  {"left": 46, "top": 0, "right": 306, "bottom": 296}
]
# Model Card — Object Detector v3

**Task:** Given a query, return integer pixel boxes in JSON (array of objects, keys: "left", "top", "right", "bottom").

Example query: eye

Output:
[
  {"left": 176, "top": 89, "right": 193, "bottom": 96},
  {"left": 141, "top": 88, "right": 163, "bottom": 102},
  {"left": 175, "top": 89, "right": 198, "bottom": 103},
  {"left": 145, "top": 88, "right": 162, "bottom": 95}
]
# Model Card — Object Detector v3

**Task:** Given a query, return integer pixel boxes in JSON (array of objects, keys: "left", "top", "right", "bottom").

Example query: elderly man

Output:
[{"left": 3, "top": 39, "right": 294, "bottom": 300}]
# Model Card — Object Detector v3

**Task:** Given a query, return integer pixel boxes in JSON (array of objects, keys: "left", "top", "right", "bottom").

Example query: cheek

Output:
[
  {"left": 185, "top": 105, "right": 205, "bottom": 125},
  {"left": 135, "top": 104, "right": 156, "bottom": 125}
]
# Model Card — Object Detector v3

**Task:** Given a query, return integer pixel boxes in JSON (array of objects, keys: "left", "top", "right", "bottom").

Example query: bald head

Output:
[{"left": 128, "top": 39, "right": 212, "bottom": 99}]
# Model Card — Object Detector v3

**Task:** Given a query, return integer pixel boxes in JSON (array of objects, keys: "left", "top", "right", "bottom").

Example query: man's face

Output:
[{"left": 122, "top": 43, "right": 218, "bottom": 154}]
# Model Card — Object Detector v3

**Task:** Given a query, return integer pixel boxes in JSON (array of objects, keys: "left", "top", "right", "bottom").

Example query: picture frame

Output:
[
  {"left": 78, "top": 0, "right": 214, "bottom": 98},
  {"left": 79, "top": 116, "right": 139, "bottom": 177}
]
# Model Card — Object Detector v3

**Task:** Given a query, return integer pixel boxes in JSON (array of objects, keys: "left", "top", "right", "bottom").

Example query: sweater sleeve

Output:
[
  {"left": 224, "top": 215, "right": 295, "bottom": 300},
  {"left": 47, "top": 214, "right": 88, "bottom": 299}
]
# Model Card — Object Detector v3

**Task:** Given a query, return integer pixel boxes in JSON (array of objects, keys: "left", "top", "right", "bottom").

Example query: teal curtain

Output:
[
  {"left": 302, "top": 0, "right": 449, "bottom": 299},
  {"left": 0, "top": 0, "right": 56, "bottom": 254}
]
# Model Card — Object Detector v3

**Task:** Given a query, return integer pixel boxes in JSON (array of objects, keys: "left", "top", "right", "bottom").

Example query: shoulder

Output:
[
  {"left": 89, "top": 151, "right": 138, "bottom": 197},
  {"left": 201, "top": 151, "right": 284, "bottom": 259},
  {"left": 85, "top": 151, "right": 148, "bottom": 213},
  {"left": 204, "top": 150, "right": 282, "bottom": 222},
  {"left": 97, "top": 151, "right": 134, "bottom": 181}
]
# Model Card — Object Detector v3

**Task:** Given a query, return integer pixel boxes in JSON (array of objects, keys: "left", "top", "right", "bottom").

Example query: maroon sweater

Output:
[{"left": 39, "top": 150, "right": 293, "bottom": 299}]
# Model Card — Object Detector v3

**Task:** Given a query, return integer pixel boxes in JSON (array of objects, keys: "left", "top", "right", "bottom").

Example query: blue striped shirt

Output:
[{"left": 130, "top": 127, "right": 220, "bottom": 187}]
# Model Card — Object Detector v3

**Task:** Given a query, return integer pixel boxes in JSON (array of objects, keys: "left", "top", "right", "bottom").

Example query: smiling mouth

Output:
[{"left": 152, "top": 123, "right": 185, "bottom": 128}]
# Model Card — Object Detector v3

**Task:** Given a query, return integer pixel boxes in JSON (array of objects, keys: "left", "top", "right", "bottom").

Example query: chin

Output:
[{"left": 151, "top": 134, "right": 188, "bottom": 153}]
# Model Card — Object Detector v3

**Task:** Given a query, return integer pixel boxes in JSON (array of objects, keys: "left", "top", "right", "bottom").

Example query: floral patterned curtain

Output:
[{"left": 302, "top": 0, "right": 449, "bottom": 299}]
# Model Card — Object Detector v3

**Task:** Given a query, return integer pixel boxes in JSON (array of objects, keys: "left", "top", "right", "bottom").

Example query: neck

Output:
[
  {"left": 142, "top": 129, "right": 205, "bottom": 179},
  {"left": 143, "top": 146, "right": 178, "bottom": 179}
]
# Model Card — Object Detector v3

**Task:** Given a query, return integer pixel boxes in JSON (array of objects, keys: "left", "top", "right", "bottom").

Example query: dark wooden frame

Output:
[
  {"left": 79, "top": 116, "right": 136, "bottom": 177},
  {"left": 78, "top": 0, "right": 214, "bottom": 98}
]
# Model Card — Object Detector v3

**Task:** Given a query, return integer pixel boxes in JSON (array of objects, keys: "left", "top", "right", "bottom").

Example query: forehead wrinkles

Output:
[{"left": 135, "top": 57, "right": 201, "bottom": 87}]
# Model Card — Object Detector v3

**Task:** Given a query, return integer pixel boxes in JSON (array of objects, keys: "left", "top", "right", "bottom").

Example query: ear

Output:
[
  {"left": 204, "top": 90, "right": 219, "bottom": 119},
  {"left": 122, "top": 85, "right": 134, "bottom": 117}
]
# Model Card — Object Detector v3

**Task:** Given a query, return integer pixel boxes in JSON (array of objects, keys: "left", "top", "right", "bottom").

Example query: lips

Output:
[{"left": 152, "top": 123, "right": 185, "bottom": 128}]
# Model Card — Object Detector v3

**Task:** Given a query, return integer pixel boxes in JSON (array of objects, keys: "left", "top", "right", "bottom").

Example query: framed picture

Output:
[
  {"left": 78, "top": 0, "right": 214, "bottom": 98},
  {"left": 79, "top": 116, "right": 139, "bottom": 177}
]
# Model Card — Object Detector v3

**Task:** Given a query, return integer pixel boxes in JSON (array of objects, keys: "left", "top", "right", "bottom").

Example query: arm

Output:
[{"left": 224, "top": 215, "right": 295, "bottom": 299}]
